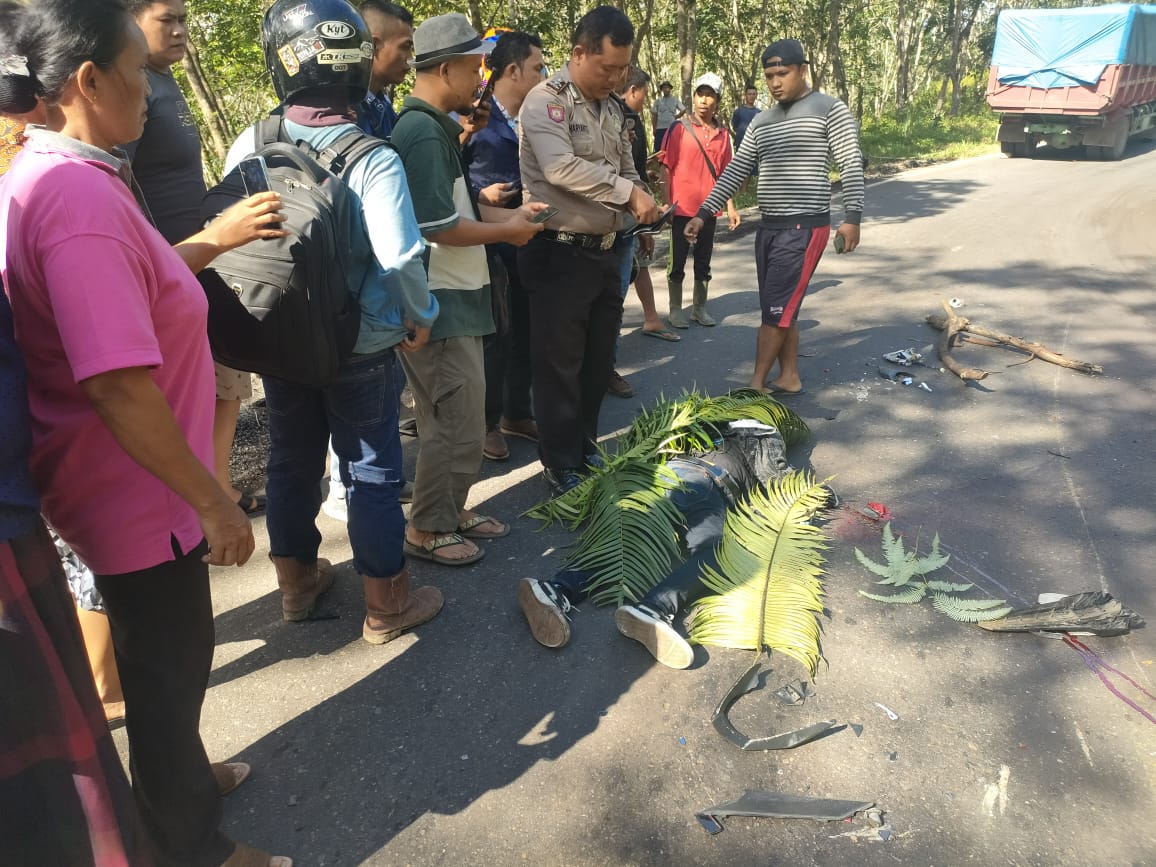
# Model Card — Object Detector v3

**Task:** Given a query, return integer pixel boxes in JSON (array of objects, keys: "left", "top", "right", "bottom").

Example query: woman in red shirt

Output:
[{"left": 658, "top": 72, "right": 741, "bottom": 328}]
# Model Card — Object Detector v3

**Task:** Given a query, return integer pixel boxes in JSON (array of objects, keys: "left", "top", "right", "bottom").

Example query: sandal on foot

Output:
[
  {"left": 404, "top": 533, "right": 485, "bottom": 566},
  {"left": 236, "top": 492, "right": 266, "bottom": 516},
  {"left": 642, "top": 327, "right": 681, "bottom": 342},
  {"left": 221, "top": 842, "right": 292, "bottom": 867},
  {"left": 765, "top": 383, "right": 806, "bottom": 396},
  {"left": 212, "top": 761, "right": 251, "bottom": 796},
  {"left": 458, "top": 514, "right": 511, "bottom": 540}
]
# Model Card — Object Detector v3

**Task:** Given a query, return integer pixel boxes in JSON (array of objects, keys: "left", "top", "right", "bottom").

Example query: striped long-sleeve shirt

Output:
[{"left": 699, "top": 90, "right": 864, "bottom": 228}]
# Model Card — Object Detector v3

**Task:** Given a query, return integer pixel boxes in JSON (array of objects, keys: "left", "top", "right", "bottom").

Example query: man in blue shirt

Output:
[
  {"left": 465, "top": 30, "right": 546, "bottom": 462},
  {"left": 356, "top": 0, "right": 415, "bottom": 138}
]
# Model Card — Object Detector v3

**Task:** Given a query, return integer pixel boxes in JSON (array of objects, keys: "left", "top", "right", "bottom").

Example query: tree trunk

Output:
[
  {"left": 180, "top": 41, "right": 230, "bottom": 165},
  {"left": 676, "top": 0, "right": 697, "bottom": 103},
  {"left": 826, "top": 0, "right": 849, "bottom": 104},
  {"left": 632, "top": 0, "right": 656, "bottom": 65}
]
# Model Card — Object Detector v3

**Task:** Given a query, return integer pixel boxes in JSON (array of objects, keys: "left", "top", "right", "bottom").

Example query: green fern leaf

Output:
[
  {"left": 566, "top": 461, "right": 686, "bottom": 607},
  {"left": 931, "top": 593, "right": 1013, "bottom": 622},
  {"left": 859, "top": 586, "right": 927, "bottom": 604},
  {"left": 926, "top": 580, "right": 974, "bottom": 593},
  {"left": 688, "top": 471, "right": 830, "bottom": 678},
  {"left": 913, "top": 532, "right": 950, "bottom": 576}
]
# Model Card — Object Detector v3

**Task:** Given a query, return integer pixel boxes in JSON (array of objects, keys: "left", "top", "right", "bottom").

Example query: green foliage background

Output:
[{"left": 180, "top": 0, "right": 1144, "bottom": 177}]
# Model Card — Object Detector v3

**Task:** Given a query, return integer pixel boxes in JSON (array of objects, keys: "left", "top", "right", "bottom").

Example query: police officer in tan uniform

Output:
[{"left": 518, "top": 5, "right": 660, "bottom": 494}]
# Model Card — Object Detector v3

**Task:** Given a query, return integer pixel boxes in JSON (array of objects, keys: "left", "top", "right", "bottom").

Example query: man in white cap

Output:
[
  {"left": 390, "top": 13, "right": 547, "bottom": 567},
  {"left": 657, "top": 71, "right": 740, "bottom": 328}
]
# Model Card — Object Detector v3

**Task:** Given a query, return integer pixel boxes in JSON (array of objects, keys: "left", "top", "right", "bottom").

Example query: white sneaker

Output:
[
  {"left": 321, "top": 493, "right": 348, "bottom": 523},
  {"left": 614, "top": 604, "right": 694, "bottom": 669}
]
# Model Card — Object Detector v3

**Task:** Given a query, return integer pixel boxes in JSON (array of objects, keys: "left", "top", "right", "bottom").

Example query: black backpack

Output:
[{"left": 199, "top": 118, "right": 384, "bottom": 387}]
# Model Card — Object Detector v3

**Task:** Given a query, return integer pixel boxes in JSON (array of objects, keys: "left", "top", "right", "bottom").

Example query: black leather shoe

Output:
[{"left": 542, "top": 467, "right": 585, "bottom": 497}]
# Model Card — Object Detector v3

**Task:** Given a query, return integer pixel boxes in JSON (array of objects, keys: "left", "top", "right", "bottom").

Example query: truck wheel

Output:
[{"left": 1107, "top": 127, "right": 1129, "bottom": 160}]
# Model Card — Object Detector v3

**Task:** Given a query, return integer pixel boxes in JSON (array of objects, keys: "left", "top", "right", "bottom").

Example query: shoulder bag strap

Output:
[{"left": 680, "top": 117, "right": 719, "bottom": 181}]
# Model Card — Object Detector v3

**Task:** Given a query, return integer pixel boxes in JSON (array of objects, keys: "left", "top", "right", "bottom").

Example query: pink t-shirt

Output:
[
  {"left": 659, "top": 120, "right": 734, "bottom": 217},
  {"left": 0, "top": 135, "right": 214, "bottom": 575}
]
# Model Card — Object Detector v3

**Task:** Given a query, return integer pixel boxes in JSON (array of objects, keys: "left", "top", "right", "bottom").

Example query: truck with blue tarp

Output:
[{"left": 986, "top": 4, "right": 1156, "bottom": 160}]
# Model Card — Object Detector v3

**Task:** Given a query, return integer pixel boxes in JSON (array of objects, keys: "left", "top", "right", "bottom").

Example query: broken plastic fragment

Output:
[
  {"left": 774, "top": 681, "right": 816, "bottom": 706},
  {"left": 918, "top": 382, "right": 932, "bottom": 392},
  {"left": 878, "top": 366, "right": 913, "bottom": 385},
  {"left": 712, "top": 660, "right": 840, "bottom": 750},
  {"left": 874, "top": 702, "right": 899, "bottom": 721},
  {"left": 696, "top": 791, "right": 875, "bottom": 833},
  {"left": 882, "top": 348, "right": 921, "bottom": 366},
  {"left": 949, "top": 297, "right": 963, "bottom": 308}
]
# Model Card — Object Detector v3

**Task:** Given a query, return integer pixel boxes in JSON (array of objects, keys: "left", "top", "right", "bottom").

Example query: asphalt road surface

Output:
[{"left": 119, "top": 139, "right": 1156, "bottom": 866}]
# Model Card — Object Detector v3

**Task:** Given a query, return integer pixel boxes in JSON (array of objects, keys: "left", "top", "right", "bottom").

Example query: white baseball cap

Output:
[{"left": 691, "top": 72, "right": 723, "bottom": 95}]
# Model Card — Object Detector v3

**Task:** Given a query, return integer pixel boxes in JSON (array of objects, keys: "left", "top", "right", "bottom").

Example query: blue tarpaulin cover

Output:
[{"left": 992, "top": 4, "right": 1156, "bottom": 89}]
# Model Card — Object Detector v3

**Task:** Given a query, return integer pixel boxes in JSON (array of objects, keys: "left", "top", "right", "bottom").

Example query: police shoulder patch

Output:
[{"left": 547, "top": 104, "right": 565, "bottom": 124}]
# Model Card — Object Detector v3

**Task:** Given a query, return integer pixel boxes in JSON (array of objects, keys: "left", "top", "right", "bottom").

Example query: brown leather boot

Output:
[
  {"left": 271, "top": 555, "right": 336, "bottom": 622},
  {"left": 362, "top": 569, "right": 444, "bottom": 645}
]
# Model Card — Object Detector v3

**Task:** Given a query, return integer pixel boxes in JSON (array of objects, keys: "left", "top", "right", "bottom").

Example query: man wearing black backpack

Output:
[{"left": 223, "top": 0, "right": 444, "bottom": 644}]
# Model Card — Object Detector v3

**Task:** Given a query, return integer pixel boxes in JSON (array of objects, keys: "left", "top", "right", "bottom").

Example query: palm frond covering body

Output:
[
  {"left": 526, "top": 389, "right": 810, "bottom": 528},
  {"left": 688, "top": 471, "right": 831, "bottom": 679},
  {"left": 565, "top": 461, "right": 686, "bottom": 607}
]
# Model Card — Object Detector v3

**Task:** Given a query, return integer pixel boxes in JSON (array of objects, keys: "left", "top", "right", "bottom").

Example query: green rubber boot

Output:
[
  {"left": 691, "top": 280, "right": 716, "bottom": 326},
  {"left": 667, "top": 280, "right": 689, "bottom": 329}
]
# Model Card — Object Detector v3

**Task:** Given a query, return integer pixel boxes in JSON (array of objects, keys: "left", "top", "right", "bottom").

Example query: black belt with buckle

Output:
[{"left": 540, "top": 229, "right": 617, "bottom": 252}]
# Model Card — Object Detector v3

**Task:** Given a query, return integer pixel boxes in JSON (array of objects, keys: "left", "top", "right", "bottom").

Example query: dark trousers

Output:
[
  {"left": 669, "top": 214, "right": 717, "bottom": 284},
  {"left": 484, "top": 243, "right": 533, "bottom": 429},
  {"left": 96, "top": 538, "right": 234, "bottom": 867},
  {"left": 519, "top": 236, "right": 624, "bottom": 470},
  {"left": 549, "top": 458, "right": 730, "bottom": 616}
]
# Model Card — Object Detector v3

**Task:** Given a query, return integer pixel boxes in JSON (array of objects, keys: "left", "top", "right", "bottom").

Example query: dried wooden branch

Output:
[{"left": 926, "top": 301, "right": 1104, "bottom": 381}]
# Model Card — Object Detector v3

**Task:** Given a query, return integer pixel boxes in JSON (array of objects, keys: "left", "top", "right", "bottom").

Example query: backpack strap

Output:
[{"left": 316, "top": 131, "right": 388, "bottom": 179}]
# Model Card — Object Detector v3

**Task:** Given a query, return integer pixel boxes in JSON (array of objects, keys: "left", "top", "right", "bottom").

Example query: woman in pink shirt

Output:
[
  {"left": 0, "top": 1, "right": 289, "bottom": 865},
  {"left": 658, "top": 72, "right": 741, "bottom": 330}
]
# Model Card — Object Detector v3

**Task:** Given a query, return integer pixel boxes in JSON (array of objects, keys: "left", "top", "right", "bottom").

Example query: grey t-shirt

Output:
[
  {"left": 652, "top": 95, "right": 684, "bottom": 130},
  {"left": 123, "top": 67, "right": 204, "bottom": 244}
]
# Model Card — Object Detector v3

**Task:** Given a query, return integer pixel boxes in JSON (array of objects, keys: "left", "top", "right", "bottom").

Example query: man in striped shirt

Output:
[{"left": 686, "top": 38, "right": 863, "bottom": 395}]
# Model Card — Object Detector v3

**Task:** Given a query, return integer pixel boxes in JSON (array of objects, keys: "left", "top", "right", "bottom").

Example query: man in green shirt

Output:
[{"left": 391, "top": 13, "right": 546, "bottom": 566}]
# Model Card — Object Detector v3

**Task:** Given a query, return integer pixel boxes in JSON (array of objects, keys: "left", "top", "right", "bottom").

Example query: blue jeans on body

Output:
[{"left": 263, "top": 349, "right": 406, "bottom": 579}]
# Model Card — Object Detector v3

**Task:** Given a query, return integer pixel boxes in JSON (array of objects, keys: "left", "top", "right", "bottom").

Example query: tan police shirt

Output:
[{"left": 518, "top": 63, "right": 641, "bottom": 235}]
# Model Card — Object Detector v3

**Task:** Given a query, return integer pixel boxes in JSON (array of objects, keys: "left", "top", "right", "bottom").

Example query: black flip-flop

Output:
[
  {"left": 236, "top": 492, "right": 266, "bottom": 515},
  {"left": 642, "top": 327, "right": 681, "bottom": 342},
  {"left": 766, "top": 384, "right": 806, "bottom": 396}
]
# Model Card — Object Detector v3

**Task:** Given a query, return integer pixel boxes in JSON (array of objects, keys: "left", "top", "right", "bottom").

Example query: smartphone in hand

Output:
[
  {"left": 833, "top": 234, "right": 846, "bottom": 254},
  {"left": 471, "top": 75, "right": 496, "bottom": 119},
  {"left": 238, "top": 156, "right": 271, "bottom": 195},
  {"left": 530, "top": 205, "right": 560, "bottom": 224}
]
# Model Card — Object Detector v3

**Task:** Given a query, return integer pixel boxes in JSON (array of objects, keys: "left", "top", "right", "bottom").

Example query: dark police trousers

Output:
[{"left": 518, "top": 235, "right": 623, "bottom": 471}]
